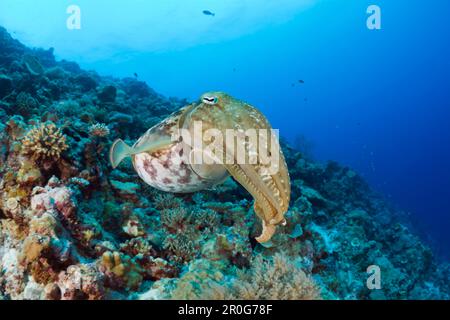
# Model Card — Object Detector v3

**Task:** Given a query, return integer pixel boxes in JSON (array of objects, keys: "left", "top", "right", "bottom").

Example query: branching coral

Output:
[
  {"left": 231, "top": 252, "right": 322, "bottom": 300},
  {"left": 193, "top": 208, "right": 220, "bottom": 232},
  {"left": 171, "top": 252, "right": 322, "bottom": 300},
  {"left": 22, "top": 122, "right": 68, "bottom": 162},
  {"left": 161, "top": 206, "right": 191, "bottom": 233},
  {"left": 153, "top": 193, "right": 182, "bottom": 210},
  {"left": 88, "top": 123, "right": 110, "bottom": 138},
  {"left": 163, "top": 233, "right": 198, "bottom": 264}
]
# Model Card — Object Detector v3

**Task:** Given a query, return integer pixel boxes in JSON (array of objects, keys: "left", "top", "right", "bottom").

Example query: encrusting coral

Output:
[
  {"left": 0, "top": 26, "right": 448, "bottom": 300},
  {"left": 99, "top": 251, "right": 143, "bottom": 291}
]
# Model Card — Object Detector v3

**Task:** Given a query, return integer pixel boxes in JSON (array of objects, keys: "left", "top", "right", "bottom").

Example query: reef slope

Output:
[{"left": 0, "top": 27, "right": 448, "bottom": 300}]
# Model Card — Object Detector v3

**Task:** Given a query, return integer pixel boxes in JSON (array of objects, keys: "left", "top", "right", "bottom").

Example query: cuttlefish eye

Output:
[{"left": 202, "top": 95, "right": 218, "bottom": 105}]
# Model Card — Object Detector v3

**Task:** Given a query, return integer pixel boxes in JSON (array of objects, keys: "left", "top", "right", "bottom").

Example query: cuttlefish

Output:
[{"left": 110, "top": 92, "right": 291, "bottom": 243}]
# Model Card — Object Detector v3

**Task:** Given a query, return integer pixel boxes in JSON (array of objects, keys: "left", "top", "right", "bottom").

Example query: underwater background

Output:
[{"left": 0, "top": 0, "right": 449, "bottom": 299}]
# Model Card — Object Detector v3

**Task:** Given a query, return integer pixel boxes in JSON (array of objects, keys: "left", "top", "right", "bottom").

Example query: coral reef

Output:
[
  {"left": 0, "top": 26, "right": 448, "bottom": 300},
  {"left": 21, "top": 122, "right": 68, "bottom": 162}
]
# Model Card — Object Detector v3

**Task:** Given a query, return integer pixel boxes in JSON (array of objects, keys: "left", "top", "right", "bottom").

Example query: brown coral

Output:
[{"left": 22, "top": 122, "right": 68, "bottom": 162}]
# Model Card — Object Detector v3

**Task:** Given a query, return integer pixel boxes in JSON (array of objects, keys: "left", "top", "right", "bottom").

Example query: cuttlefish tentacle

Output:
[{"left": 185, "top": 92, "right": 291, "bottom": 242}]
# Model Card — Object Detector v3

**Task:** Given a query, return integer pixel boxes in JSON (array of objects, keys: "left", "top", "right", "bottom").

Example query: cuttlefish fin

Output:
[
  {"left": 109, "top": 138, "right": 172, "bottom": 169},
  {"left": 110, "top": 139, "right": 131, "bottom": 169}
]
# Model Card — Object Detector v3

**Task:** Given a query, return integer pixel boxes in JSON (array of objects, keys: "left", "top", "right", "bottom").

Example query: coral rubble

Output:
[{"left": 0, "top": 26, "right": 448, "bottom": 300}]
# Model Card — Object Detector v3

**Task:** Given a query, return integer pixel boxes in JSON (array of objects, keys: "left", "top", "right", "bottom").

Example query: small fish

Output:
[
  {"left": 133, "top": 73, "right": 138, "bottom": 78},
  {"left": 203, "top": 10, "right": 215, "bottom": 17},
  {"left": 298, "top": 79, "right": 305, "bottom": 84}
]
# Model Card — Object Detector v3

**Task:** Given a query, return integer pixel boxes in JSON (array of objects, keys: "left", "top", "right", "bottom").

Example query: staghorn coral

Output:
[{"left": 21, "top": 122, "right": 68, "bottom": 162}]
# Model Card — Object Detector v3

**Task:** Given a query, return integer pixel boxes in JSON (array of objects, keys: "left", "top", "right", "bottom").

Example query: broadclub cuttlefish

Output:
[{"left": 110, "top": 92, "right": 291, "bottom": 243}]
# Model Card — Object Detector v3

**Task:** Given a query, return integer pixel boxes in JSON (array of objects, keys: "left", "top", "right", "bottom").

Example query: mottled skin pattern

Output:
[
  {"left": 127, "top": 92, "right": 290, "bottom": 242},
  {"left": 132, "top": 107, "right": 222, "bottom": 192}
]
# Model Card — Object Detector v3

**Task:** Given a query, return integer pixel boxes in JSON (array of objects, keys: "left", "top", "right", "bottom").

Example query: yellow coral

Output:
[
  {"left": 17, "top": 159, "right": 42, "bottom": 184},
  {"left": 100, "top": 251, "right": 143, "bottom": 290},
  {"left": 20, "top": 234, "right": 51, "bottom": 265},
  {"left": 22, "top": 122, "right": 68, "bottom": 161},
  {"left": 82, "top": 229, "right": 96, "bottom": 243}
]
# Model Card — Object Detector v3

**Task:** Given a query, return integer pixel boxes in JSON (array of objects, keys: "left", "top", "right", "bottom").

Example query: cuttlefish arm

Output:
[{"left": 185, "top": 92, "right": 291, "bottom": 243}]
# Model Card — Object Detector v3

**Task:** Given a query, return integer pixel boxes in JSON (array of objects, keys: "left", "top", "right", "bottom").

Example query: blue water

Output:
[{"left": 1, "top": 0, "right": 449, "bottom": 259}]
